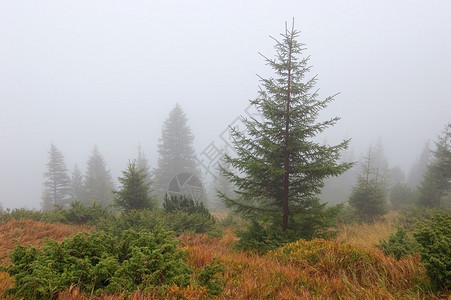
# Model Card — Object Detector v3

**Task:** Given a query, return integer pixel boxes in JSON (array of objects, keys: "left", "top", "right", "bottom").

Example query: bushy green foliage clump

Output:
[
  {"left": 163, "top": 194, "right": 209, "bottom": 215},
  {"left": 196, "top": 257, "right": 225, "bottom": 295},
  {"left": 0, "top": 208, "right": 45, "bottom": 224},
  {"left": 396, "top": 206, "right": 435, "bottom": 231},
  {"left": 413, "top": 211, "right": 451, "bottom": 291},
  {"left": 95, "top": 209, "right": 162, "bottom": 236},
  {"left": 96, "top": 208, "right": 222, "bottom": 237},
  {"left": 5, "top": 228, "right": 192, "bottom": 299},
  {"left": 378, "top": 226, "right": 418, "bottom": 260},
  {"left": 236, "top": 205, "right": 341, "bottom": 253},
  {"left": 55, "top": 201, "right": 110, "bottom": 225},
  {"left": 236, "top": 220, "right": 297, "bottom": 253},
  {"left": 379, "top": 209, "right": 450, "bottom": 291},
  {"left": 0, "top": 208, "right": 65, "bottom": 225},
  {"left": 162, "top": 194, "right": 221, "bottom": 236},
  {"left": 0, "top": 203, "right": 111, "bottom": 226},
  {"left": 167, "top": 211, "right": 221, "bottom": 237}
]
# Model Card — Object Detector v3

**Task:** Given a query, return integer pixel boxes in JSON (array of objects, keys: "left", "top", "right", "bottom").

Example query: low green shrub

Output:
[
  {"left": 162, "top": 195, "right": 221, "bottom": 236},
  {"left": 55, "top": 201, "right": 111, "bottom": 225},
  {"left": 94, "top": 209, "right": 163, "bottom": 236},
  {"left": 0, "top": 208, "right": 46, "bottom": 224},
  {"left": 396, "top": 206, "right": 436, "bottom": 231},
  {"left": 236, "top": 204, "right": 341, "bottom": 254},
  {"left": 196, "top": 257, "right": 225, "bottom": 295},
  {"left": 163, "top": 194, "right": 210, "bottom": 215},
  {"left": 167, "top": 211, "right": 222, "bottom": 237},
  {"left": 235, "top": 220, "right": 298, "bottom": 254},
  {"left": 5, "top": 228, "right": 192, "bottom": 299},
  {"left": 413, "top": 211, "right": 451, "bottom": 291},
  {"left": 0, "top": 203, "right": 109, "bottom": 226},
  {"left": 95, "top": 208, "right": 222, "bottom": 237},
  {"left": 378, "top": 226, "right": 418, "bottom": 260}
]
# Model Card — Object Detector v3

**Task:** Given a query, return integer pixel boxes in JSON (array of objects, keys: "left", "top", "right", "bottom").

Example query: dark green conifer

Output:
[
  {"left": 219, "top": 22, "right": 352, "bottom": 240},
  {"left": 114, "top": 160, "right": 153, "bottom": 211}
]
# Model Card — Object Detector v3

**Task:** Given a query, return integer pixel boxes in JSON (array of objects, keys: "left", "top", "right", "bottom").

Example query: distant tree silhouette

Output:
[
  {"left": 41, "top": 144, "right": 71, "bottom": 210},
  {"left": 84, "top": 146, "right": 114, "bottom": 207},
  {"left": 408, "top": 141, "right": 431, "bottom": 188},
  {"left": 417, "top": 124, "right": 451, "bottom": 208},
  {"left": 349, "top": 148, "right": 388, "bottom": 221},
  {"left": 154, "top": 104, "right": 200, "bottom": 201},
  {"left": 69, "top": 164, "right": 88, "bottom": 204}
]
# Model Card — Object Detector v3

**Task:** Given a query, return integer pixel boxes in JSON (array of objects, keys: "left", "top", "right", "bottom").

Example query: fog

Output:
[{"left": 1, "top": 1, "right": 450, "bottom": 209}]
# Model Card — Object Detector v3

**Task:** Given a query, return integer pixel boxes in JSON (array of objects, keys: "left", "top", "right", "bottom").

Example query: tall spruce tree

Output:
[
  {"left": 417, "top": 124, "right": 451, "bottom": 208},
  {"left": 41, "top": 144, "right": 71, "bottom": 210},
  {"left": 154, "top": 104, "right": 200, "bottom": 199},
  {"left": 114, "top": 160, "right": 153, "bottom": 211},
  {"left": 85, "top": 146, "right": 114, "bottom": 207},
  {"left": 219, "top": 23, "right": 352, "bottom": 241}
]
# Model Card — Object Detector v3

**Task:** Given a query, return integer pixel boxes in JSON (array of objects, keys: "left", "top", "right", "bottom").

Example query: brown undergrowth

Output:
[{"left": 0, "top": 218, "right": 449, "bottom": 299}]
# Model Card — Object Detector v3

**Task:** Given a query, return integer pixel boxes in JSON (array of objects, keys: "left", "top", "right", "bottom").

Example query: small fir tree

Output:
[
  {"left": 41, "top": 144, "right": 71, "bottom": 210},
  {"left": 349, "top": 149, "right": 387, "bottom": 221},
  {"left": 219, "top": 22, "right": 352, "bottom": 244},
  {"left": 114, "top": 160, "right": 153, "bottom": 211}
]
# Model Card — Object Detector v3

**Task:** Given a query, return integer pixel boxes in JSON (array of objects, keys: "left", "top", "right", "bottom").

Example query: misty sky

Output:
[{"left": 1, "top": 1, "right": 450, "bottom": 209}]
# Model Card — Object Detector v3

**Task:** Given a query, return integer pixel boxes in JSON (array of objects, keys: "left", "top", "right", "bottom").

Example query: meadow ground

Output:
[{"left": 0, "top": 214, "right": 449, "bottom": 299}]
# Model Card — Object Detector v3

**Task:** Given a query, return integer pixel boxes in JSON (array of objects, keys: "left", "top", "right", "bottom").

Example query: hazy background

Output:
[{"left": 1, "top": 0, "right": 450, "bottom": 209}]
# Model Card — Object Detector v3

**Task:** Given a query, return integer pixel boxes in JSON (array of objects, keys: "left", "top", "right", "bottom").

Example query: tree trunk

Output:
[{"left": 282, "top": 31, "right": 293, "bottom": 231}]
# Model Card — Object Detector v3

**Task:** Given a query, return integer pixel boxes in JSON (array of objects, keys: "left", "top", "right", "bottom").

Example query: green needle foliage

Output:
[
  {"left": 417, "top": 124, "right": 451, "bottom": 208},
  {"left": 5, "top": 229, "right": 192, "bottom": 299},
  {"left": 163, "top": 194, "right": 209, "bottom": 215},
  {"left": 413, "top": 211, "right": 451, "bottom": 291},
  {"left": 114, "top": 160, "right": 154, "bottom": 211},
  {"left": 378, "top": 226, "right": 418, "bottom": 260},
  {"left": 197, "top": 257, "right": 225, "bottom": 295},
  {"left": 219, "top": 22, "right": 352, "bottom": 248}
]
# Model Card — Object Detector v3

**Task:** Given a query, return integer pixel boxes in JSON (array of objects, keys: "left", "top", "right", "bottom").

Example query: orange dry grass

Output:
[
  {"left": 181, "top": 232, "right": 437, "bottom": 299},
  {"left": 57, "top": 285, "right": 209, "bottom": 300},
  {"left": 336, "top": 211, "right": 399, "bottom": 249},
  {"left": 0, "top": 219, "right": 91, "bottom": 299},
  {"left": 0, "top": 219, "right": 91, "bottom": 266}
]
